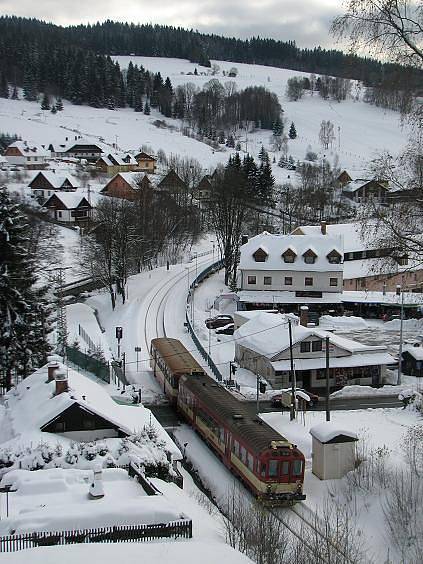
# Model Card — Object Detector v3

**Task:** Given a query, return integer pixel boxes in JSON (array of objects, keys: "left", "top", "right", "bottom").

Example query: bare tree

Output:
[
  {"left": 319, "top": 120, "right": 335, "bottom": 150},
  {"left": 331, "top": 1, "right": 423, "bottom": 67}
]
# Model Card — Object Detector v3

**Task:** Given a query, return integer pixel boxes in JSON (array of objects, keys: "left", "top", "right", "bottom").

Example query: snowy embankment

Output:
[{"left": 67, "top": 302, "right": 112, "bottom": 360}]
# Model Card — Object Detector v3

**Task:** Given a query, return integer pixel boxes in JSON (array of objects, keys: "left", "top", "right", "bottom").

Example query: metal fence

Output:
[
  {"left": 186, "top": 259, "right": 225, "bottom": 382},
  {"left": 0, "top": 520, "right": 193, "bottom": 552},
  {"left": 66, "top": 346, "right": 110, "bottom": 384}
]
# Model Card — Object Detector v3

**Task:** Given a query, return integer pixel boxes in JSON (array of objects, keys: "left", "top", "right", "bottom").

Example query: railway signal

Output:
[
  {"left": 115, "top": 326, "right": 123, "bottom": 358},
  {"left": 135, "top": 346, "right": 142, "bottom": 372}
]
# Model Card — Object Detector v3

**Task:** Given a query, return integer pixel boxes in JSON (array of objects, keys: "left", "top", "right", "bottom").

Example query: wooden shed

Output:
[{"left": 310, "top": 422, "right": 358, "bottom": 480}]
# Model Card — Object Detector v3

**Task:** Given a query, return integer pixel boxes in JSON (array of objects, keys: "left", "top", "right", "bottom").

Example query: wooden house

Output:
[
  {"left": 100, "top": 172, "right": 152, "bottom": 201},
  {"left": 402, "top": 345, "right": 423, "bottom": 377},
  {"left": 63, "top": 143, "right": 104, "bottom": 162},
  {"left": 342, "top": 179, "right": 390, "bottom": 203},
  {"left": 134, "top": 151, "right": 157, "bottom": 173},
  {"left": 29, "top": 171, "right": 80, "bottom": 202},
  {"left": 44, "top": 192, "right": 93, "bottom": 223},
  {"left": 96, "top": 153, "right": 138, "bottom": 176},
  {"left": 4, "top": 141, "right": 50, "bottom": 169},
  {"left": 337, "top": 170, "right": 353, "bottom": 186},
  {"left": 194, "top": 175, "right": 213, "bottom": 204}
]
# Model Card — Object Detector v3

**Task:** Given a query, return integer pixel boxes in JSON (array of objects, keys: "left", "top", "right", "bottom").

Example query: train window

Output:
[
  {"left": 247, "top": 453, "right": 254, "bottom": 470},
  {"left": 292, "top": 460, "right": 303, "bottom": 475},
  {"left": 280, "top": 461, "right": 289, "bottom": 475},
  {"left": 240, "top": 446, "right": 246, "bottom": 462},
  {"left": 269, "top": 460, "right": 278, "bottom": 477},
  {"left": 260, "top": 463, "right": 267, "bottom": 477},
  {"left": 219, "top": 428, "right": 225, "bottom": 443},
  {"left": 233, "top": 440, "right": 239, "bottom": 455}
]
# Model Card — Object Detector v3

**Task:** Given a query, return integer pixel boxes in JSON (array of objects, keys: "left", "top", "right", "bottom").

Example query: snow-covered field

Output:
[{"left": 0, "top": 56, "right": 410, "bottom": 183}]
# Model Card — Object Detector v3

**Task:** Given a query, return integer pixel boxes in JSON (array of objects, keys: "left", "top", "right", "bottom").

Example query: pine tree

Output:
[
  {"left": 0, "top": 190, "right": 51, "bottom": 388},
  {"left": 226, "top": 135, "right": 235, "bottom": 148},
  {"left": 41, "top": 93, "right": 50, "bottom": 110},
  {"left": 258, "top": 145, "right": 269, "bottom": 164},
  {"left": 257, "top": 159, "right": 275, "bottom": 207},
  {"left": 272, "top": 117, "right": 283, "bottom": 137},
  {"left": 144, "top": 101, "right": 150, "bottom": 115},
  {"left": 289, "top": 122, "right": 297, "bottom": 139},
  {"left": 11, "top": 85, "right": 19, "bottom": 100},
  {"left": 51, "top": 105, "right": 57, "bottom": 114},
  {"left": 0, "top": 72, "right": 9, "bottom": 99},
  {"left": 55, "top": 97, "right": 64, "bottom": 111},
  {"left": 134, "top": 95, "right": 143, "bottom": 112}
]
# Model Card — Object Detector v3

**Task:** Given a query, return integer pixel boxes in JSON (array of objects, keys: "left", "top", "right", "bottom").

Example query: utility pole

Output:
[
  {"left": 325, "top": 336, "right": 330, "bottom": 421},
  {"left": 256, "top": 373, "right": 260, "bottom": 414},
  {"left": 49, "top": 266, "right": 71, "bottom": 361},
  {"left": 397, "top": 284, "right": 404, "bottom": 385},
  {"left": 288, "top": 320, "right": 296, "bottom": 421},
  {"left": 122, "top": 352, "right": 126, "bottom": 391}
]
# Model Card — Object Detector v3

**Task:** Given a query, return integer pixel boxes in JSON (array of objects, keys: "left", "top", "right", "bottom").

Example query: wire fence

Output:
[{"left": 66, "top": 346, "right": 110, "bottom": 384}]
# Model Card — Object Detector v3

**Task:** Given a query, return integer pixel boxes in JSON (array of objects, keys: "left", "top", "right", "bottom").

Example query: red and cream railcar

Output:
[
  {"left": 150, "top": 338, "right": 205, "bottom": 404},
  {"left": 178, "top": 371, "right": 306, "bottom": 504}
]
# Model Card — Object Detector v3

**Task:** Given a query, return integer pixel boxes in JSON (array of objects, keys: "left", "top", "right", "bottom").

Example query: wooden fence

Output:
[{"left": 0, "top": 519, "right": 192, "bottom": 553}]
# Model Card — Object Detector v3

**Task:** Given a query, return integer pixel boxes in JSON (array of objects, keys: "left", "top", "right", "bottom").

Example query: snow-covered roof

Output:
[
  {"left": 100, "top": 153, "right": 138, "bottom": 166},
  {"left": 3, "top": 363, "right": 181, "bottom": 460},
  {"left": 7, "top": 141, "right": 50, "bottom": 158},
  {"left": 293, "top": 222, "right": 371, "bottom": 252},
  {"left": 0, "top": 467, "right": 186, "bottom": 535},
  {"left": 44, "top": 192, "right": 90, "bottom": 209},
  {"left": 310, "top": 422, "right": 358, "bottom": 443},
  {"left": 342, "top": 290, "right": 423, "bottom": 306},
  {"left": 271, "top": 351, "right": 395, "bottom": 372},
  {"left": 237, "top": 290, "right": 343, "bottom": 304},
  {"left": 234, "top": 312, "right": 392, "bottom": 362},
  {"left": 30, "top": 171, "right": 80, "bottom": 189},
  {"left": 342, "top": 179, "right": 386, "bottom": 193},
  {"left": 239, "top": 232, "right": 343, "bottom": 272},
  {"left": 343, "top": 256, "right": 423, "bottom": 279},
  {"left": 403, "top": 344, "right": 423, "bottom": 361}
]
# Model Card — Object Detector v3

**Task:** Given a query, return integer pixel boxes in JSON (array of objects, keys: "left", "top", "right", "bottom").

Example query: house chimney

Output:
[
  {"left": 54, "top": 369, "right": 69, "bottom": 395},
  {"left": 300, "top": 306, "right": 309, "bottom": 327},
  {"left": 241, "top": 235, "right": 249, "bottom": 245},
  {"left": 320, "top": 221, "right": 327, "bottom": 235},
  {"left": 47, "top": 362, "right": 59, "bottom": 382}
]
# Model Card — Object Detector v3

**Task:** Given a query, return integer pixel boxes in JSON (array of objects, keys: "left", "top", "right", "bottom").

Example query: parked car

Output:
[
  {"left": 215, "top": 323, "right": 235, "bottom": 335},
  {"left": 271, "top": 389, "right": 320, "bottom": 408},
  {"left": 205, "top": 314, "right": 233, "bottom": 329}
]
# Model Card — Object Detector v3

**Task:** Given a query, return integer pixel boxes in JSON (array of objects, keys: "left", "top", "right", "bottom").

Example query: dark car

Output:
[
  {"left": 205, "top": 314, "right": 233, "bottom": 329},
  {"left": 271, "top": 389, "right": 320, "bottom": 408},
  {"left": 215, "top": 323, "right": 235, "bottom": 335}
]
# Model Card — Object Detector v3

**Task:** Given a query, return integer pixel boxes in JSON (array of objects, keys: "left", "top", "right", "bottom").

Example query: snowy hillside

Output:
[{"left": 0, "top": 57, "right": 410, "bottom": 179}]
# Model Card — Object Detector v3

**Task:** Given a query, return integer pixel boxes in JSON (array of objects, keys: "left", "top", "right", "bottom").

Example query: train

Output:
[{"left": 150, "top": 337, "right": 306, "bottom": 504}]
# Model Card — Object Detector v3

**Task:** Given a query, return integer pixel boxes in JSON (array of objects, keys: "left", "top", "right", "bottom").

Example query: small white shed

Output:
[{"left": 310, "top": 422, "right": 358, "bottom": 480}]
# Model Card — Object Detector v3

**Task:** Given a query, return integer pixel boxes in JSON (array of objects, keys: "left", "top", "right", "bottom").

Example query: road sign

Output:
[{"left": 134, "top": 346, "right": 142, "bottom": 352}]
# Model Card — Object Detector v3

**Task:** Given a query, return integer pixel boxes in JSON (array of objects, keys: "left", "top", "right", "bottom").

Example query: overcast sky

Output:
[{"left": 1, "top": 0, "right": 344, "bottom": 49}]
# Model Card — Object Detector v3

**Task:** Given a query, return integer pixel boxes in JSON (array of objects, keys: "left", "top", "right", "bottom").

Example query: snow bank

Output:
[
  {"left": 319, "top": 315, "right": 368, "bottom": 330},
  {"left": 384, "top": 318, "right": 423, "bottom": 332},
  {"left": 0, "top": 541, "right": 254, "bottom": 564},
  {"left": 330, "top": 384, "right": 405, "bottom": 399}
]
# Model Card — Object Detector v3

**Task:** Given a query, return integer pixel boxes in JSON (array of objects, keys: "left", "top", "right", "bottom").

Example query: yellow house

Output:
[{"left": 135, "top": 152, "right": 157, "bottom": 174}]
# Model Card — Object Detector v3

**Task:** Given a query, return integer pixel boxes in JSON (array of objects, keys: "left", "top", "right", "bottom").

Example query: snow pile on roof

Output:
[
  {"left": 403, "top": 344, "right": 423, "bottom": 360},
  {"left": 293, "top": 221, "right": 371, "bottom": 252},
  {"left": 0, "top": 541, "right": 254, "bottom": 564},
  {"left": 310, "top": 422, "right": 358, "bottom": 443},
  {"left": 44, "top": 192, "right": 90, "bottom": 208},
  {"left": 1, "top": 363, "right": 181, "bottom": 461},
  {"left": 30, "top": 171, "right": 80, "bottom": 189},
  {"left": 7, "top": 141, "right": 50, "bottom": 158},
  {"left": 319, "top": 315, "right": 368, "bottom": 331},
  {"left": 0, "top": 467, "right": 187, "bottom": 535},
  {"left": 239, "top": 232, "right": 343, "bottom": 272},
  {"left": 100, "top": 153, "right": 138, "bottom": 166},
  {"left": 342, "top": 179, "right": 375, "bottom": 193}
]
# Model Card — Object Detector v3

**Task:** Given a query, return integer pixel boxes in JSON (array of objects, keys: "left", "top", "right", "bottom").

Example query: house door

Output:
[{"left": 301, "top": 370, "right": 311, "bottom": 389}]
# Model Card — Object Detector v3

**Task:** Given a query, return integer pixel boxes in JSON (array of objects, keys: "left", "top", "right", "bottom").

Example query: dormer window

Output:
[
  {"left": 395, "top": 254, "right": 409, "bottom": 266},
  {"left": 253, "top": 248, "right": 268, "bottom": 262},
  {"left": 303, "top": 249, "right": 317, "bottom": 264},
  {"left": 282, "top": 248, "right": 297, "bottom": 263},
  {"left": 327, "top": 249, "right": 342, "bottom": 264}
]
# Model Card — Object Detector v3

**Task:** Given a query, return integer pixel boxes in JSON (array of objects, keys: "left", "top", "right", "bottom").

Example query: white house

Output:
[
  {"left": 29, "top": 171, "right": 80, "bottom": 202},
  {"left": 43, "top": 192, "right": 93, "bottom": 223},
  {"left": 310, "top": 423, "right": 358, "bottom": 480},
  {"left": 4, "top": 141, "right": 50, "bottom": 168},
  {"left": 238, "top": 231, "right": 343, "bottom": 308},
  {"left": 234, "top": 311, "right": 395, "bottom": 390}
]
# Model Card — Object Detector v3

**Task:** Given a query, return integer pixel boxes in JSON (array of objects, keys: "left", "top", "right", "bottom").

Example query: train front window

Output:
[
  {"left": 293, "top": 460, "right": 303, "bottom": 475},
  {"left": 281, "top": 461, "right": 289, "bottom": 476},
  {"left": 269, "top": 460, "right": 278, "bottom": 477}
]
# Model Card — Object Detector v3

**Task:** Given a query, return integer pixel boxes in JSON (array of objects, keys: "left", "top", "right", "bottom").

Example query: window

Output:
[
  {"left": 247, "top": 453, "right": 254, "bottom": 471},
  {"left": 281, "top": 461, "right": 289, "bottom": 476},
  {"left": 264, "top": 276, "right": 272, "bottom": 285},
  {"left": 305, "top": 277, "right": 313, "bottom": 287},
  {"left": 247, "top": 276, "right": 256, "bottom": 285},
  {"left": 300, "top": 341, "right": 311, "bottom": 353},
  {"left": 269, "top": 460, "right": 278, "bottom": 477},
  {"left": 330, "top": 278, "right": 338, "bottom": 287},
  {"left": 327, "top": 250, "right": 342, "bottom": 264},
  {"left": 55, "top": 421, "right": 66, "bottom": 432},
  {"left": 304, "top": 255, "right": 316, "bottom": 264},
  {"left": 312, "top": 340, "right": 322, "bottom": 352},
  {"left": 240, "top": 446, "right": 246, "bottom": 462},
  {"left": 292, "top": 460, "right": 303, "bottom": 475},
  {"left": 253, "top": 248, "right": 268, "bottom": 262},
  {"left": 260, "top": 463, "right": 267, "bottom": 477},
  {"left": 284, "top": 277, "right": 292, "bottom": 286},
  {"left": 282, "top": 249, "right": 296, "bottom": 263},
  {"left": 83, "top": 418, "right": 95, "bottom": 430},
  {"left": 58, "top": 211, "right": 62, "bottom": 218}
]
